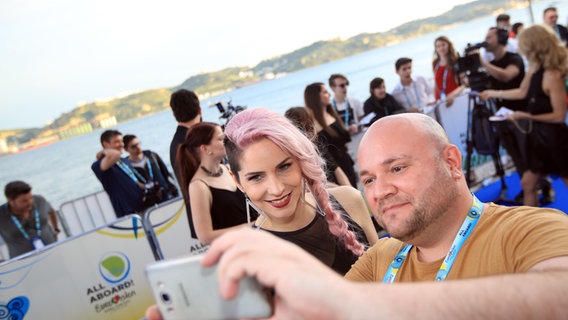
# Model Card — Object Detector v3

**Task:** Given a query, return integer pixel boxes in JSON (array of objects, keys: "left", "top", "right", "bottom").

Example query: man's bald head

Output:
[{"left": 359, "top": 113, "right": 450, "bottom": 158}]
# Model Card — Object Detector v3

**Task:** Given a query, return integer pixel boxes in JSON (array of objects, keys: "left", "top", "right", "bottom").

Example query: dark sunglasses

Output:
[{"left": 335, "top": 83, "right": 349, "bottom": 88}]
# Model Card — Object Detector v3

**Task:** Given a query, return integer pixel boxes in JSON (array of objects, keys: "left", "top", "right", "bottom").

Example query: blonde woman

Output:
[{"left": 480, "top": 24, "right": 568, "bottom": 206}]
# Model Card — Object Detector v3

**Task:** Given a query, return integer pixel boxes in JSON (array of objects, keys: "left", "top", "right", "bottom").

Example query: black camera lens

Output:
[{"left": 160, "top": 292, "right": 172, "bottom": 304}]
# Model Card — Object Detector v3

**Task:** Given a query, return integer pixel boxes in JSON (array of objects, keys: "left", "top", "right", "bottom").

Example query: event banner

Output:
[{"left": 0, "top": 215, "right": 155, "bottom": 319}]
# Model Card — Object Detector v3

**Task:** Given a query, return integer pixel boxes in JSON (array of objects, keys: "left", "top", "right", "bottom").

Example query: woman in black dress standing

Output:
[
  {"left": 480, "top": 24, "right": 568, "bottom": 206},
  {"left": 304, "top": 82, "right": 358, "bottom": 188}
]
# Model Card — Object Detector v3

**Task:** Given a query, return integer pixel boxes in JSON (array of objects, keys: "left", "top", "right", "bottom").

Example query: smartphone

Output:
[{"left": 145, "top": 254, "right": 273, "bottom": 320}]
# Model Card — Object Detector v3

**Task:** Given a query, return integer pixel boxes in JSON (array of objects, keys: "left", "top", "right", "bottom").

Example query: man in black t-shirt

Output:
[{"left": 482, "top": 28, "right": 527, "bottom": 111}]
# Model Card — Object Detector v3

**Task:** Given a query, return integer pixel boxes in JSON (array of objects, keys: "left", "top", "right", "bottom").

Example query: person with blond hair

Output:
[
  {"left": 480, "top": 24, "right": 568, "bottom": 206},
  {"left": 224, "top": 107, "right": 377, "bottom": 274}
]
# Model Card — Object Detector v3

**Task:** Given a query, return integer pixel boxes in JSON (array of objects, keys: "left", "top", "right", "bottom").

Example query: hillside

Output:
[{"left": 1, "top": 0, "right": 520, "bottom": 147}]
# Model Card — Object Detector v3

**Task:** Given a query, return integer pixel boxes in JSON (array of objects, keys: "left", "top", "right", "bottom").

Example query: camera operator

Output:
[
  {"left": 480, "top": 27, "right": 552, "bottom": 204},
  {"left": 480, "top": 28, "right": 526, "bottom": 110}
]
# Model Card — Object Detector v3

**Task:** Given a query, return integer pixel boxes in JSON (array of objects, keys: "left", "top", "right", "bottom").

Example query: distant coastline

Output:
[{"left": 0, "top": 0, "right": 523, "bottom": 154}]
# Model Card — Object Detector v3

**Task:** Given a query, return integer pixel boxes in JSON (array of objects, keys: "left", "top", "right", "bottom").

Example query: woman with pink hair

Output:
[{"left": 224, "top": 107, "right": 377, "bottom": 274}]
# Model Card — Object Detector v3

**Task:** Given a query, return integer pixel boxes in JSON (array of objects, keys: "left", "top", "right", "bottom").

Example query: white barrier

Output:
[
  {"left": 0, "top": 215, "right": 155, "bottom": 319},
  {"left": 144, "top": 198, "right": 206, "bottom": 260},
  {"left": 59, "top": 191, "right": 117, "bottom": 236}
]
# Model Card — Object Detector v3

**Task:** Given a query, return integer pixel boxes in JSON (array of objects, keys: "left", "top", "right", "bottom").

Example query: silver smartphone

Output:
[{"left": 145, "top": 254, "right": 273, "bottom": 320}]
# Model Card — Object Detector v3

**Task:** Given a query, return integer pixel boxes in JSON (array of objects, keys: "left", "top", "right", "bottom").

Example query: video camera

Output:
[
  {"left": 212, "top": 100, "right": 247, "bottom": 128},
  {"left": 457, "top": 42, "right": 489, "bottom": 92}
]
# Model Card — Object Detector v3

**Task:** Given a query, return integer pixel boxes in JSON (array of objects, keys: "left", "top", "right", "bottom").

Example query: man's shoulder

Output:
[
  {"left": 370, "top": 236, "right": 406, "bottom": 254},
  {"left": 143, "top": 149, "right": 155, "bottom": 157},
  {"left": 0, "top": 203, "right": 9, "bottom": 216},
  {"left": 391, "top": 82, "right": 404, "bottom": 94},
  {"left": 91, "top": 159, "right": 102, "bottom": 172},
  {"left": 32, "top": 194, "right": 47, "bottom": 203},
  {"left": 348, "top": 96, "right": 362, "bottom": 105},
  {"left": 483, "top": 203, "right": 568, "bottom": 226},
  {"left": 415, "top": 75, "right": 427, "bottom": 82},
  {"left": 499, "top": 51, "right": 523, "bottom": 64},
  {"left": 170, "top": 126, "right": 188, "bottom": 150}
]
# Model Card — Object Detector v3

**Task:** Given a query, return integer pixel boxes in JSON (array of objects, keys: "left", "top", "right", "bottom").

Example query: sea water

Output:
[{"left": 0, "top": 1, "right": 565, "bottom": 209}]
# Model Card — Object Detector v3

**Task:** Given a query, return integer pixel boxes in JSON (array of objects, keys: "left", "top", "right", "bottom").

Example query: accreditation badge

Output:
[{"left": 30, "top": 236, "right": 45, "bottom": 250}]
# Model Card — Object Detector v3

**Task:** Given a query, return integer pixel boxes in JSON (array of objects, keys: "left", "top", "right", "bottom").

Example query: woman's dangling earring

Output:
[
  {"left": 301, "top": 178, "right": 325, "bottom": 217},
  {"left": 245, "top": 194, "right": 266, "bottom": 228}
]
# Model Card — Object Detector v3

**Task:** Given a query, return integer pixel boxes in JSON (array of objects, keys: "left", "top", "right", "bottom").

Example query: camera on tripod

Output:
[
  {"left": 212, "top": 100, "right": 247, "bottom": 128},
  {"left": 457, "top": 42, "right": 489, "bottom": 92}
]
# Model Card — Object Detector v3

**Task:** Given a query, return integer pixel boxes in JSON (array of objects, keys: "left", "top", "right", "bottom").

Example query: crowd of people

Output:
[{"left": 2, "top": 6, "right": 568, "bottom": 319}]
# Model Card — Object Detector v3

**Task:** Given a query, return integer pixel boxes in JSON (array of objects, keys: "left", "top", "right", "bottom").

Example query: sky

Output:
[{"left": 0, "top": 0, "right": 473, "bottom": 130}]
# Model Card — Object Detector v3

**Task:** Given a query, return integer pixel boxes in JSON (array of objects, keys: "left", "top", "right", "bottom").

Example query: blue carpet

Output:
[{"left": 474, "top": 172, "right": 568, "bottom": 214}]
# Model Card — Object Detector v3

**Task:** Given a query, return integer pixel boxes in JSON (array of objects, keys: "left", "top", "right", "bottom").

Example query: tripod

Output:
[{"left": 464, "top": 93, "right": 508, "bottom": 201}]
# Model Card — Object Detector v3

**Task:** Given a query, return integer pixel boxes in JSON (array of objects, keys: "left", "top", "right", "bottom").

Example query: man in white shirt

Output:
[
  {"left": 328, "top": 74, "right": 364, "bottom": 135},
  {"left": 391, "top": 57, "right": 437, "bottom": 119}
]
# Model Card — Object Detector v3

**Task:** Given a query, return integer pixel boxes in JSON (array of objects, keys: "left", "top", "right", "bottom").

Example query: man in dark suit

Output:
[
  {"left": 543, "top": 7, "right": 568, "bottom": 46},
  {"left": 168, "top": 89, "right": 202, "bottom": 238}
]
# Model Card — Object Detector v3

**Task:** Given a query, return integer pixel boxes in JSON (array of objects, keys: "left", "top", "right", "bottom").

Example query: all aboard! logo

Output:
[
  {"left": 0, "top": 296, "right": 29, "bottom": 319},
  {"left": 86, "top": 251, "right": 137, "bottom": 314}
]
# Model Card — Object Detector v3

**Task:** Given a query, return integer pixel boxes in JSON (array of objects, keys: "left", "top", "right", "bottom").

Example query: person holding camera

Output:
[
  {"left": 91, "top": 130, "right": 144, "bottom": 217},
  {"left": 122, "top": 134, "right": 179, "bottom": 210}
]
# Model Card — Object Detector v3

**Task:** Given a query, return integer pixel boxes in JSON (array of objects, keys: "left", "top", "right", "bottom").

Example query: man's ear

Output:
[{"left": 443, "top": 144, "right": 464, "bottom": 178}]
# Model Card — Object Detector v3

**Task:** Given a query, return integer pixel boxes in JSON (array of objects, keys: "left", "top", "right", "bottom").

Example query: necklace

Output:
[{"left": 200, "top": 165, "right": 223, "bottom": 177}]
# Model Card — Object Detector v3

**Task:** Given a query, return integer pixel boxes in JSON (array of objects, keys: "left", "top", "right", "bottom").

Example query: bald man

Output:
[{"left": 147, "top": 114, "right": 568, "bottom": 320}]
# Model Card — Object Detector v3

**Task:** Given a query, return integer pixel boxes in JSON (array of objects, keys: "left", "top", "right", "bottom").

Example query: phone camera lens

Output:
[{"left": 160, "top": 292, "right": 172, "bottom": 304}]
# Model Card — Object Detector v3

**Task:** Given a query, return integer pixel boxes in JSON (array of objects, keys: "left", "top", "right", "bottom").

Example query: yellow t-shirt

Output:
[{"left": 345, "top": 204, "right": 568, "bottom": 282}]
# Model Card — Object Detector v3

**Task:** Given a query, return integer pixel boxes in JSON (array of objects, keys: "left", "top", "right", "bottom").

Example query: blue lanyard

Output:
[
  {"left": 143, "top": 158, "right": 154, "bottom": 181},
  {"left": 331, "top": 99, "right": 351, "bottom": 125},
  {"left": 382, "top": 195, "right": 484, "bottom": 283},
  {"left": 402, "top": 82, "right": 422, "bottom": 109},
  {"left": 8, "top": 207, "right": 41, "bottom": 239},
  {"left": 117, "top": 158, "right": 153, "bottom": 184}
]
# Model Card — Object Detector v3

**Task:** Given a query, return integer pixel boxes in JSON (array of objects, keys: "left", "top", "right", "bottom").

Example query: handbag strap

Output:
[{"left": 511, "top": 119, "right": 533, "bottom": 134}]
